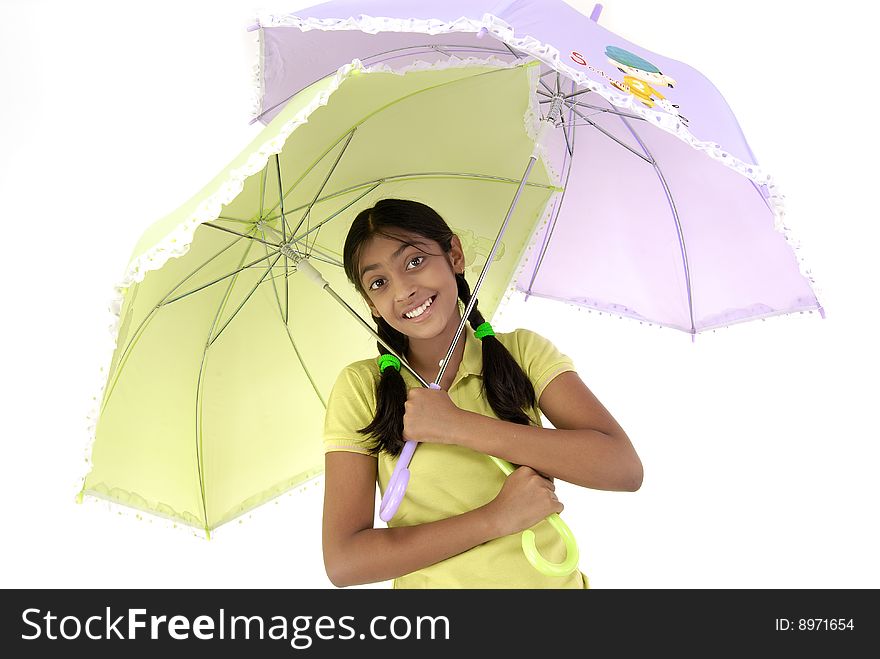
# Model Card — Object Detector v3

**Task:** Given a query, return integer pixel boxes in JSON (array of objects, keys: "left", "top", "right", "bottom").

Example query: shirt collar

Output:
[
  {"left": 399, "top": 321, "right": 485, "bottom": 385},
  {"left": 458, "top": 321, "right": 484, "bottom": 377}
]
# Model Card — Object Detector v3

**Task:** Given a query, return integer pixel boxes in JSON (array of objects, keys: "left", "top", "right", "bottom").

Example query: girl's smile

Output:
[{"left": 402, "top": 294, "right": 436, "bottom": 322}]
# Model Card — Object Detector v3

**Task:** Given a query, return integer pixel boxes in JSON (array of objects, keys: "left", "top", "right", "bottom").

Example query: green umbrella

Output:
[{"left": 77, "top": 57, "right": 561, "bottom": 537}]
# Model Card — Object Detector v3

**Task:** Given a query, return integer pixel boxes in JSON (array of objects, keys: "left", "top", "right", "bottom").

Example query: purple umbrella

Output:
[{"left": 248, "top": 0, "right": 824, "bottom": 337}]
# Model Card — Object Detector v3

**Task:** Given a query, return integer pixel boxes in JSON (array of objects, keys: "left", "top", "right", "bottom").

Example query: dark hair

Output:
[{"left": 342, "top": 198, "right": 537, "bottom": 458}]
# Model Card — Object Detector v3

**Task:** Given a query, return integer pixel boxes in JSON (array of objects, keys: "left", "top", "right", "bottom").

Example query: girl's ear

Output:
[
  {"left": 450, "top": 234, "right": 466, "bottom": 274},
  {"left": 360, "top": 290, "right": 379, "bottom": 317}
]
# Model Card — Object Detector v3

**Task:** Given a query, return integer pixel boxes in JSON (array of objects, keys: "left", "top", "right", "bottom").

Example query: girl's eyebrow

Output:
[{"left": 360, "top": 241, "right": 426, "bottom": 282}]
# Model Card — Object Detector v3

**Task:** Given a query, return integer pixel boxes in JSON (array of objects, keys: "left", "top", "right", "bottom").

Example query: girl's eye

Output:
[{"left": 368, "top": 256, "right": 424, "bottom": 291}]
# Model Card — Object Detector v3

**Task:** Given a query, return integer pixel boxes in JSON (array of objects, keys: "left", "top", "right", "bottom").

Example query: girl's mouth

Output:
[{"left": 402, "top": 295, "right": 436, "bottom": 322}]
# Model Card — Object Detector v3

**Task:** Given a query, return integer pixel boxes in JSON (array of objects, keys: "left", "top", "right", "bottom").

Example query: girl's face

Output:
[{"left": 357, "top": 230, "right": 465, "bottom": 339}]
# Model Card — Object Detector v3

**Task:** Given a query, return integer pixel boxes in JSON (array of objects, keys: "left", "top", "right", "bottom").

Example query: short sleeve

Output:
[
  {"left": 323, "top": 365, "right": 379, "bottom": 456},
  {"left": 514, "top": 328, "right": 577, "bottom": 403}
]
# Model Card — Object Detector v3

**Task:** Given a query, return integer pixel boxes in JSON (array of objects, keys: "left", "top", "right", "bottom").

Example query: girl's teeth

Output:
[{"left": 405, "top": 296, "right": 433, "bottom": 318}]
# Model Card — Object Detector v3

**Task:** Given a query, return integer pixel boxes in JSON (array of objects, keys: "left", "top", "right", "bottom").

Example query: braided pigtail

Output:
[
  {"left": 356, "top": 314, "right": 410, "bottom": 457},
  {"left": 456, "top": 273, "right": 536, "bottom": 426}
]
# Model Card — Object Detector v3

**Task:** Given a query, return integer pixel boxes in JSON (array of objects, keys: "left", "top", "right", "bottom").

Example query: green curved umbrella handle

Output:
[{"left": 488, "top": 455, "right": 580, "bottom": 577}]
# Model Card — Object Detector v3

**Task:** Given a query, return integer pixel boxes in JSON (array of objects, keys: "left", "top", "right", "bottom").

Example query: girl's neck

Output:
[{"left": 405, "top": 313, "right": 467, "bottom": 388}]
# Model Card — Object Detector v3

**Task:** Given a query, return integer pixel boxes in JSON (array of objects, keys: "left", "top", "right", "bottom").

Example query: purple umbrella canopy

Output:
[{"left": 248, "top": 0, "right": 824, "bottom": 337}]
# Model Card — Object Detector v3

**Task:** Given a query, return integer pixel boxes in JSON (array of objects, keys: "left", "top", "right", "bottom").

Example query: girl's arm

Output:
[
  {"left": 322, "top": 451, "right": 500, "bottom": 588},
  {"left": 449, "top": 371, "right": 644, "bottom": 492},
  {"left": 322, "top": 450, "right": 562, "bottom": 587}
]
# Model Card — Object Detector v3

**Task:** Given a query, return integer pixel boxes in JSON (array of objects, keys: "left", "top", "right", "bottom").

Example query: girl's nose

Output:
[{"left": 396, "top": 287, "right": 418, "bottom": 303}]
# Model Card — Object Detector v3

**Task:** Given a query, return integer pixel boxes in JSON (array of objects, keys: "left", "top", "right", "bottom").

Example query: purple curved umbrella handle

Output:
[{"left": 379, "top": 382, "right": 442, "bottom": 522}]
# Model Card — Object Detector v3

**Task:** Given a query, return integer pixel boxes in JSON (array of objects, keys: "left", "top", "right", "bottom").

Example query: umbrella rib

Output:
[
  {"left": 430, "top": 44, "right": 454, "bottom": 58},
  {"left": 260, "top": 165, "right": 268, "bottom": 223},
  {"left": 261, "top": 224, "right": 284, "bottom": 303},
  {"left": 259, "top": 223, "right": 297, "bottom": 328},
  {"left": 215, "top": 215, "right": 254, "bottom": 224},
  {"left": 359, "top": 43, "right": 509, "bottom": 65},
  {"left": 295, "top": 243, "right": 343, "bottom": 268},
  {"left": 274, "top": 154, "right": 294, "bottom": 245},
  {"left": 288, "top": 182, "right": 381, "bottom": 255},
  {"left": 253, "top": 222, "right": 344, "bottom": 267},
  {"left": 260, "top": 172, "right": 561, "bottom": 227},
  {"left": 573, "top": 100, "right": 646, "bottom": 122},
  {"left": 260, "top": 228, "right": 328, "bottom": 410},
  {"left": 558, "top": 111, "right": 574, "bottom": 158},
  {"left": 501, "top": 41, "right": 525, "bottom": 59},
  {"left": 305, "top": 181, "right": 378, "bottom": 256},
  {"left": 161, "top": 249, "right": 282, "bottom": 307},
  {"left": 99, "top": 234, "right": 255, "bottom": 415},
  {"left": 564, "top": 88, "right": 594, "bottom": 100},
  {"left": 526, "top": 79, "right": 578, "bottom": 295},
  {"left": 290, "top": 129, "right": 357, "bottom": 242},
  {"left": 360, "top": 44, "right": 514, "bottom": 70},
  {"left": 259, "top": 173, "right": 561, "bottom": 236},
  {"left": 569, "top": 106, "right": 653, "bottom": 164},
  {"left": 275, "top": 154, "right": 291, "bottom": 324},
  {"left": 208, "top": 252, "right": 284, "bottom": 347},
  {"left": 613, "top": 114, "right": 697, "bottom": 334},
  {"left": 539, "top": 98, "right": 647, "bottom": 124},
  {"left": 260, "top": 127, "right": 358, "bottom": 224},
  {"left": 194, "top": 238, "right": 261, "bottom": 532},
  {"left": 203, "top": 222, "right": 281, "bottom": 248},
  {"left": 538, "top": 98, "right": 647, "bottom": 121}
]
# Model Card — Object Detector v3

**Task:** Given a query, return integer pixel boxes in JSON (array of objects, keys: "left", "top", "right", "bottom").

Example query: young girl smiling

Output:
[{"left": 322, "top": 198, "right": 643, "bottom": 588}]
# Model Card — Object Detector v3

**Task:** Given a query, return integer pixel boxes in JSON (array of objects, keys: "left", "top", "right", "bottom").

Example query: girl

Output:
[{"left": 322, "top": 198, "right": 643, "bottom": 588}]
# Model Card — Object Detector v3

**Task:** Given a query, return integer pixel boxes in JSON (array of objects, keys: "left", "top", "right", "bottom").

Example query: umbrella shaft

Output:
[{"left": 434, "top": 153, "right": 539, "bottom": 385}]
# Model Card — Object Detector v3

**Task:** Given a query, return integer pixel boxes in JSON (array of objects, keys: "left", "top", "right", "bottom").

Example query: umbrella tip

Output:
[
  {"left": 818, "top": 305, "right": 826, "bottom": 319},
  {"left": 590, "top": 4, "right": 603, "bottom": 22}
]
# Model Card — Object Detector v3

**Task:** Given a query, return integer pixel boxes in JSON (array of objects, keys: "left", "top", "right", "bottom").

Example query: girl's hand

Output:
[
  {"left": 403, "top": 386, "right": 467, "bottom": 444},
  {"left": 485, "top": 465, "right": 563, "bottom": 537}
]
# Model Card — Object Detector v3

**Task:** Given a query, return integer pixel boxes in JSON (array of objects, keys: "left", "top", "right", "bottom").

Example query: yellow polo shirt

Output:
[{"left": 323, "top": 323, "right": 589, "bottom": 589}]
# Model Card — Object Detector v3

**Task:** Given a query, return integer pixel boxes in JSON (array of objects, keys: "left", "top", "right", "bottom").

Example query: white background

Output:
[{"left": 1, "top": 0, "right": 877, "bottom": 589}]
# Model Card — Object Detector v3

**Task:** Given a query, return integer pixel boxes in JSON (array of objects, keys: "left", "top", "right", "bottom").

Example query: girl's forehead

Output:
[{"left": 361, "top": 232, "right": 430, "bottom": 257}]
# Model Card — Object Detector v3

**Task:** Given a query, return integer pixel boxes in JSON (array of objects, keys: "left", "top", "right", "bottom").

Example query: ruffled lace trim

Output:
[
  {"left": 79, "top": 54, "right": 559, "bottom": 531},
  {"left": 252, "top": 10, "right": 825, "bottom": 317},
  {"left": 77, "top": 473, "right": 327, "bottom": 539},
  {"left": 250, "top": 28, "right": 265, "bottom": 122}
]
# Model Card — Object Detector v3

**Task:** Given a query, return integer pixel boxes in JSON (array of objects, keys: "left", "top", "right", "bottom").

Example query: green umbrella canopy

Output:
[{"left": 79, "top": 56, "right": 561, "bottom": 535}]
